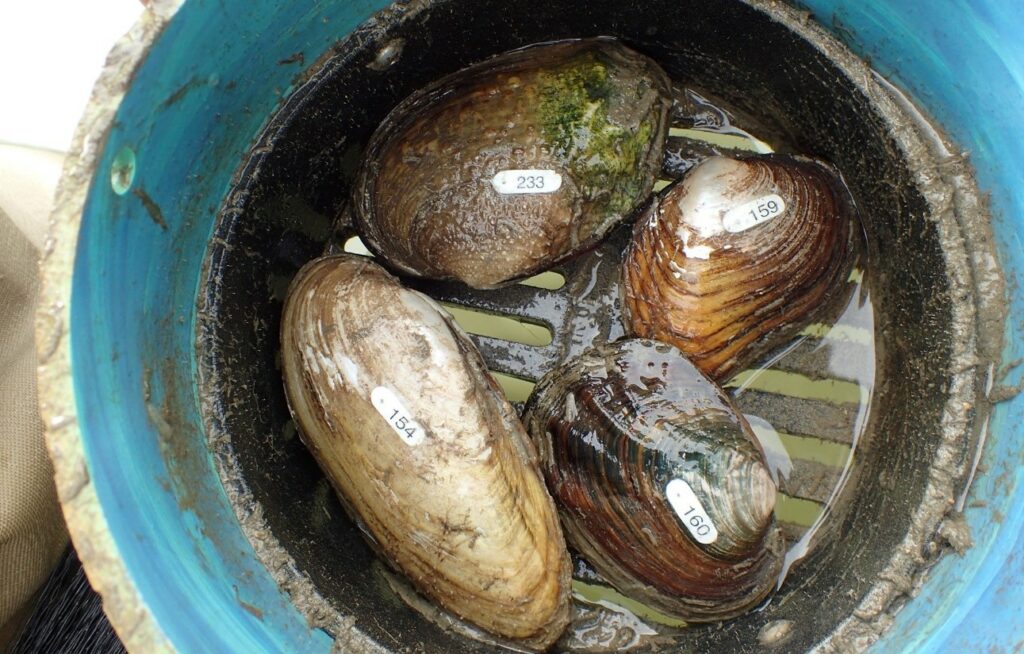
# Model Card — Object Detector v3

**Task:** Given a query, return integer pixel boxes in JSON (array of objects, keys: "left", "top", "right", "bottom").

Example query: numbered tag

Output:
[
  {"left": 492, "top": 169, "right": 562, "bottom": 194},
  {"left": 371, "top": 386, "right": 426, "bottom": 446},
  {"left": 665, "top": 479, "right": 719, "bottom": 545},
  {"left": 723, "top": 194, "right": 787, "bottom": 233}
]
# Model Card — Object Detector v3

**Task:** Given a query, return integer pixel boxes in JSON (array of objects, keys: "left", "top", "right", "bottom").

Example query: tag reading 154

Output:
[{"left": 371, "top": 386, "right": 426, "bottom": 446}]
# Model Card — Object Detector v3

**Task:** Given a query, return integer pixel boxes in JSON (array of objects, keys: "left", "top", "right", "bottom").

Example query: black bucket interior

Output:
[{"left": 195, "top": 0, "right": 978, "bottom": 651}]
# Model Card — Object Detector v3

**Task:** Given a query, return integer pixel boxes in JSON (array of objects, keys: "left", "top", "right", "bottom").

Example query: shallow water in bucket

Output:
[
  {"left": 326, "top": 95, "right": 877, "bottom": 646},
  {"left": 193, "top": 30, "right": 905, "bottom": 654},
  {"left": 184, "top": 0, "right": 991, "bottom": 650}
]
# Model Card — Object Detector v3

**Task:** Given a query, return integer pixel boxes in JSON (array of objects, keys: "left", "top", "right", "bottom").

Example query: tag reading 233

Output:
[{"left": 491, "top": 169, "right": 563, "bottom": 195}]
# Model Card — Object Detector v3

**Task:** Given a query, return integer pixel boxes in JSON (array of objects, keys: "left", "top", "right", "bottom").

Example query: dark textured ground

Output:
[{"left": 10, "top": 548, "right": 124, "bottom": 654}]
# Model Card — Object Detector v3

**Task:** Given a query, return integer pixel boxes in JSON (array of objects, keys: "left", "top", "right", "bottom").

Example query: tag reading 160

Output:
[{"left": 665, "top": 478, "right": 719, "bottom": 545}]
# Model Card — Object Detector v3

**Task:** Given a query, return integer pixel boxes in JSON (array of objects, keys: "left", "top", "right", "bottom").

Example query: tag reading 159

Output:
[{"left": 723, "top": 194, "right": 787, "bottom": 233}]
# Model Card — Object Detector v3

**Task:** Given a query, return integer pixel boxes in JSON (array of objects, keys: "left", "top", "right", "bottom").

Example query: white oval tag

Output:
[
  {"left": 491, "top": 169, "right": 562, "bottom": 195},
  {"left": 371, "top": 386, "right": 426, "bottom": 446},
  {"left": 665, "top": 478, "right": 719, "bottom": 545},
  {"left": 723, "top": 193, "right": 787, "bottom": 233}
]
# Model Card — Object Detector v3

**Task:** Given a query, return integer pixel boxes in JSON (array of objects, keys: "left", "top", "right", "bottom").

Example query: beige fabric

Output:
[
  {"left": 0, "top": 146, "right": 59, "bottom": 251},
  {"left": 0, "top": 144, "right": 69, "bottom": 638}
]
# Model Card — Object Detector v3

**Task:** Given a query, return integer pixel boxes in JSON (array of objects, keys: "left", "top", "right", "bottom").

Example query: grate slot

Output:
[
  {"left": 776, "top": 432, "right": 853, "bottom": 467},
  {"left": 489, "top": 372, "right": 536, "bottom": 403},
  {"left": 440, "top": 303, "right": 553, "bottom": 347},
  {"left": 776, "top": 495, "right": 826, "bottom": 528},
  {"left": 727, "top": 370, "right": 866, "bottom": 405},
  {"left": 518, "top": 271, "right": 566, "bottom": 290}
]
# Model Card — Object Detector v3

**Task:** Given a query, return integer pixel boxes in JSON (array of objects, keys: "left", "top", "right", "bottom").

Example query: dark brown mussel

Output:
[
  {"left": 522, "top": 338, "right": 784, "bottom": 622},
  {"left": 623, "top": 154, "right": 858, "bottom": 381},
  {"left": 354, "top": 38, "right": 672, "bottom": 288},
  {"left": 281, "top": 255, "right": 571, "bottom": 649}
]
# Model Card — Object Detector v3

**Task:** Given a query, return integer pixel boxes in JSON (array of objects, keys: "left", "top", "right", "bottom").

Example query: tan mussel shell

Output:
[
  {"left": 522, "top": 338, "right": 784, "bottom": 622},
  {"left": 280, "top": 254, "right": 571, "bottom": 650},
  {"left": 354, "top": 38, "right": 671, "bottom": 288},
  {"left": 623, "top": 154, "right": 859, "bottom": 382}
]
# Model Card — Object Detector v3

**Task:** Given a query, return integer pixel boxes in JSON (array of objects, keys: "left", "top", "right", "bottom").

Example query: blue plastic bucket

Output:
[{"left": 37, "top": 0, "right": 1023, "bottom": 652}]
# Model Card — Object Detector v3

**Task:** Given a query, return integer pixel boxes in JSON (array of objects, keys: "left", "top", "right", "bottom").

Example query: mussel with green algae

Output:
[{"left": 354, "top": 38, "right": 672, "bottom": 288}]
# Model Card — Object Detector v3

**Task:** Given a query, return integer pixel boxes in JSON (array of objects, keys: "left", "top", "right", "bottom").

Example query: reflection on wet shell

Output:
[
  {"left": 523, "top": 338, "right": 785, "bottom": 622},
  {"left": 623, "top": 154, "right": 858, "bottom": 382}
]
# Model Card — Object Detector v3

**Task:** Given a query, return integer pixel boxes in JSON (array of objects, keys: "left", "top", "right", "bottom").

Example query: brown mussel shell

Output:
[
  {"left": 280, "top": 255, "right": 571, "bottom": 649},
  {"left": 522, "top": 338, "right": 784, "bottom": 622},
  {"left": 622, "top": 154, "right": 858, "bottom": 382},
  {"left": 354, "top": 38, "right": 672, "bottom": 288}
]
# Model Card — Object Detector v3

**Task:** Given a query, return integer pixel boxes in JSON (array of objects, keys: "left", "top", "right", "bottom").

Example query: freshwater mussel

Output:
[
  {"left": 523, "top": 338, "right": 784, "bottom": 622},
  {"left": 623, "top": 154, "right": 859, "bottom": 381},
  {"left": 280, "top": 255, "right": 571, "bottom": 649},
  {"left": 354, "top": 38, "right": 672, "bottom": 288}
]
